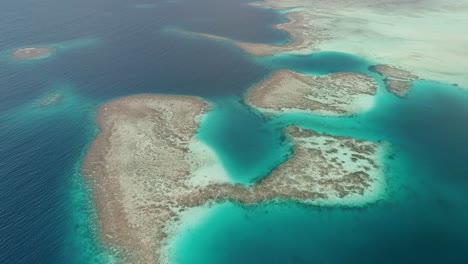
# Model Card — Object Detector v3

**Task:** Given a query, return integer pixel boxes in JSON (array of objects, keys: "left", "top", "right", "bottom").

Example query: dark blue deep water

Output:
[{"left": 1, "top": 0, "right": 468, "bottom": 263}]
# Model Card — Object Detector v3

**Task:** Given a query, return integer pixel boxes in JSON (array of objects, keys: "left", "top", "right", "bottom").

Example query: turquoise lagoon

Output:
[{"left": 0, "top": 0, "right": 468, "bottom": 263}]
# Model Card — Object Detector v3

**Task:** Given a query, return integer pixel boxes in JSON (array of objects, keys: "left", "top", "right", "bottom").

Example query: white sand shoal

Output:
[{"left": 186, "top": 139, "right": 232, "bottom": 187}]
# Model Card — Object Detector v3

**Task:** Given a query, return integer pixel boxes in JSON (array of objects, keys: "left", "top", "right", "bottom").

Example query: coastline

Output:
[
  {"left": 79, "top": 2, "right": 468, "bottom": 262},
  {"left": 82, "top": 94, "right": 389, "bottom": 263},
  {"left": 82, "top": 94, "right": 211, "bottom": 263},
  {"left": 185, "top": 139, "right": 232, "bottom": 187},
  {"left": 5, "top": 0, "right": 468, "bottom": 262}
]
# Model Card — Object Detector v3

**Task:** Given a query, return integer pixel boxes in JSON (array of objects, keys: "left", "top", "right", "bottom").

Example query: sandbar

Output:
[
  {"left": 245, "top": 70, "right": 377, "bottom": 115},
  {"left": 173, "top": 12, "right": 318, "bottom": 56},
  {"left": 82, "top": 94, "right": 211, "bottom": 263},
  {"left": 12, "top": 47, "right": 51, "bottom": 60},
  {"left": 83, "top": 94, "right": 387, "bottom": 263}
]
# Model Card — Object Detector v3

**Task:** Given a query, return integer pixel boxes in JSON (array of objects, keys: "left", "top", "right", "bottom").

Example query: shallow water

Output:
[
  {"left": 196, "top": 97, "right": 290, "bottom": 184},
  {"left": 172, "top": 80, "right": 468, "bottom": 264},
  {"left": 174, "top": 77, "right": 468, "bottom": 264},
  {"left": 1, "top": 0, "right": 468, "bottom": 263}
]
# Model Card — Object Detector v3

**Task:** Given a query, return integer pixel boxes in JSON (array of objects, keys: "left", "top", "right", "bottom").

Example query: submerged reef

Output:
[
  {"left": 34, "top": 91, "right": 64, "bottom": 108},
  {"left": 245, "top": 70, "right": 377, "bottom": 115},
  {"left": 369, "top": 64, "right": 418, "bottom": 96},
  {"left": 83, "top": 94, "right": 387, "bottom": 263},
  {"left": 12, "top": 47, "right": 51, "bottom": 60}
]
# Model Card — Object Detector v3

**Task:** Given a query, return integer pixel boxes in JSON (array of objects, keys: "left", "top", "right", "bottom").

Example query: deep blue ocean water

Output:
[{"left": 1, "top": 0, "right": 468, "bottom": 263}]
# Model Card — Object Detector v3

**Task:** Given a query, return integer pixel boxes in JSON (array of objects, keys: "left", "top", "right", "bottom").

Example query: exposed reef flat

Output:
[
  {"left": 245, "top": 70, "right": 377, "bottom": 115},
  {"left": 369, "top": 64, "right": 418, "bottom": 96},
  {"left": 369, "top": 64, "right": 418, "bottom": 80},
  {"left": 82, "top": 95, "right": 211, "bottom": 263},
  {"left": 265, "top": 126, "right": 385, "bottom": 202},
  {"left": 247, "top": 0, "right": 468, "bottom": 87},
  {"left": 83, "top": 94, "right": 387, "bottom": 263},
  {"left": 12, "top": 47, "right": 51, "bottom": 60},
  {"left": 4, "top": 38, "right": 101, "bottom": 63},
  {"left": 234, "top": 12, "right": 320, "bottom": 56}
]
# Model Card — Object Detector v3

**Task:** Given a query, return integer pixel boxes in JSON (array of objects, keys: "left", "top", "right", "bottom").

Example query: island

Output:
[
  {"left": 245, "top": 70, "right": 377, "bottom": 115},
  {"left": 82, "top": 94, "right": 387, "bottom": 263},
  {"left": 12, "top": 47, "right": 51, "bottom": 60},
  {"left": 369, "top": 64, "right": 419, "bottom": 97}
]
